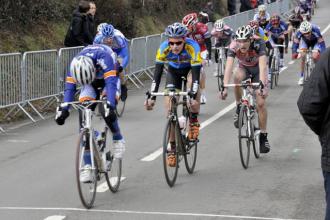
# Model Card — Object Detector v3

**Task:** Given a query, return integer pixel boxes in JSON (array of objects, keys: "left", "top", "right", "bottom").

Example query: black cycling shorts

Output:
[{"left": 165, "top": 65, "right": 191, "bottom": 90}]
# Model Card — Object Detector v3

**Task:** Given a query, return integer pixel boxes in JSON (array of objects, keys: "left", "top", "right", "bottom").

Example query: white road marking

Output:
[
  {"left": 279, "top": 66, "right": 287, "bottom": 74},
  {"left": 6, "top": 139, "right": 30, "bottom": 143},
  {"left": 140, "top": 102, "right": 236, "bottom": 162},
  {"left": 321, "top": 23, "right": 330, "bottom": 35},
  {"left": 288, "top": 61, "right": 295, "bottom": 65},
  {"left": 0, "top": 207, "right": 300, "bottom": 220},
  {"left": 44, "top": 216, "right": 66, "bottom": 220},
  {"left": 96, "top": 177, "right": 126, "bottom": 192}
]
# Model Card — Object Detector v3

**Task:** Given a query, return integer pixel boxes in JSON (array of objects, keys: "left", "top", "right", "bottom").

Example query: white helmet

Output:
[
  {"left": 235, "top": 25, "right": 252, "bottom": 40},
  {"left": 299, "top": 21, "right": 312, "bottom": 34},
  {"left": 97, "top": 23, "right": 107, "bottom": 33},
  {"left": 214, "top": 19, "right": 225, "bottom": 31},
  {"left": 70, "top": 56, "right": 96, "bottom": 85},
  {"left": 258, "top": 4, "right": 267, "bottom": 12}
]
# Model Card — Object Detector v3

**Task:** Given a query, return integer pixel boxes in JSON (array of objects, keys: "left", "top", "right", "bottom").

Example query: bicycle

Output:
[
  {"left": 58, "top": 99, "right": 122, "bottom": 209},
  {"left": 215, "top": 46, "right": 227, "bottom": 91},
  {"left": 146, "top": 79, "right": 198, "bottom": 187},
  {"left": 224, "top": 79, "right": 262, "bottom": 169},
  {"left": 269, "top": 44, "right": 285, "bottom": 89},
  {"left": 298, "top": 48, "right": 317, "bottom": 83}
]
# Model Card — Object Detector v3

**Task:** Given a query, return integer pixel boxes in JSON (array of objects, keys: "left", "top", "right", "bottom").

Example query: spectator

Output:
[
  {"left": 87, "top": 1, "right": 97, "bottom": 37},
  {"left": 203, "top": 2, "right": 215, "bottom": 22},
  {"left": 64, "top": 0, "right": 94, "bottom": 47},
  {"left": 297, "top": 47, "right": 330, "bottom": 220},
  {"left": 228, "top": 0, "right": 236, "bottom": 15},
  {"left": 240, "top": 0, "right": 258, "bottom": 12}
]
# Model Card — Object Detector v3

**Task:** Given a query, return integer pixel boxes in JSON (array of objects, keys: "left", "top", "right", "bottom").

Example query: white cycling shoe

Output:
[
  {"left": 80, "top": 164, "right": 92, "bottom": 183},
  {"left": 200, "top": 94, "right": 207, "bottom": 104},
  {"left": 113, "top": 139, "right": 126, "bottom": 159}
]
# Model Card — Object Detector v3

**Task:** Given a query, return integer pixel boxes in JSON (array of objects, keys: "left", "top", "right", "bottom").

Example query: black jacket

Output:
[
  {"left": 64, "top": 10, "right": 94, "bottom": 47},
  {"left": 297, "top": 47, "right": 330, "bottom": 171},
  {"left": 240, "top": 0, "right": 254, "bottom": 12}
]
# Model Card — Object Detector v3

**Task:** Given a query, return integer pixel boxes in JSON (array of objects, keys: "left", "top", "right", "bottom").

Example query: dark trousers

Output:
[{"left": 323, "top": 171, "right": 330, "bottom": 220}]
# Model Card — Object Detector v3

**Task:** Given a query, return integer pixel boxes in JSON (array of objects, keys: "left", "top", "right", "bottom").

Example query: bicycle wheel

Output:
[
  {"left": 270, "top": 59, "right": 275, "bottom": 90},
  {"left": 115, "top": 99, "right": 126, "bottom": 117},
  {"left": 304, "top": 62, "right": 310, "bottom": 82},
  {"left": 274, "top": 56, "right": 280, "bottom": 87},
  {"left": 162, "top": 119, "right": 179, "bottom": 187},
  {"left": 103, "top": 127, "right": 122, "bottom": 193},
  {"left": 217, "top": 59, "right": 224, "bottom": 91},
  {"left": 183, "top": 113, "right": 197, "bottom": 174},
  {"left": 238, "top": 105, "right": 250, "bottom": 169},
  {"left": 251, "top": 110, "right": 260, "bottom": 159},
  {"left": 76, "top": 129, "right": 98, "bottom": 209}
]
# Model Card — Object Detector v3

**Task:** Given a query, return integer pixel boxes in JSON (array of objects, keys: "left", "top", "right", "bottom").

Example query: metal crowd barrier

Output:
[{"left": 0, "top": 0, "right": 294, "bottom": 131}]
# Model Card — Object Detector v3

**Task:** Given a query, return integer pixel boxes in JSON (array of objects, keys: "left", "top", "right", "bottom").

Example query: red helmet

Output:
[
  {"left": 182, "top": 13, "right": 198, "bottom": 28},
  {"left": 249, "top": 20, "right": 259, "bottom": 29}
]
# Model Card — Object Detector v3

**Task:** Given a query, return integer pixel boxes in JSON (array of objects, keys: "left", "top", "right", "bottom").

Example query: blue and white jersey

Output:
[
  {"left": 93, "top": 29, "right": 130, "bottom": 69},
  {"left": 265, "top": 21, "right": 288, "bottom": 39},
  {"left": 292, "top": 24, "right": 326, "bottom": 54},
  {"left": 64, "top": 44, "right": 119, "bottom": 107}
]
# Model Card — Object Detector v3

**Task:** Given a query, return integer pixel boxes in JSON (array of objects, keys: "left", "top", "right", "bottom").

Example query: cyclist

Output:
[
  {"left": 211, "top": 19, "right": 234, "bottom": 76},
  {"left": 144, "top": 22, "right": 202, "bottom": 166},
  {"left": 288, "top": 6, "right": 304, "bottom": 43},
  {"left": 55, "top": 44, "right": 126, "bottom": 182},
  {"left": 253, "top": 4, "right": 270, "bottom": 30},
  {"left": 265, "top": 14, "right": 289, "bottom": 69},
  {"left": 299, "top": 0, "right": 312, "bottom": 21},
  {"left": 94, "top": 23, "right": 129, "bottom": 101},
  {"left": 96, "top": 22, "right": 107, "bottom": 35},
  {"left": 249, "top": 20, "right": 273, "bottom": 51},
  {"left": 182, "top": 12, "right": 212, "bottom": 104},
  {"left": 220, "top": 25, "right": 271, "bottom": 154},
  {"left": 292, "top": 20, "right": 325, "bottom": 85}
]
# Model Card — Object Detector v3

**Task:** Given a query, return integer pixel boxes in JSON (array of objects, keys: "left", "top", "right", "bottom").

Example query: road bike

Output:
[
  {"left": 225, "top": 79, "right": 262, "bottom": 169},
  {"left": 269, "top": 44, "right": 285, "bottom": 89},
  {"left": 215, "top": 46, "right": 227, "bottom": 91},
  {"left": 298, "top": 48, "right": 317, "bottom": 83},
  {"left": 58, "top": 99, "right": 122, "bottom": 208},
  {"left": 146, "top": 78, "right": 198, "bottom": 187}
]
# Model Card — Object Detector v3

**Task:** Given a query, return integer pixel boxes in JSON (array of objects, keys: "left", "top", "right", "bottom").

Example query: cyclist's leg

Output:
[
  {"left": 232, "top": 65, "right": 247, "bottom": 128},
  {"left": 312, "top": 43, "right": 321, "bottom": 62},
  {"left": 298, "top": 38, "right": 308, "bottom": 84},
  {"left": 277, "top": 36, "right": 285, "bottom": 67},
  {"left": 187, "top": 69, "right": 201, "bottom": 140},
  {"left": 200, "top": 50, "right": 208, "bottom": 104}
]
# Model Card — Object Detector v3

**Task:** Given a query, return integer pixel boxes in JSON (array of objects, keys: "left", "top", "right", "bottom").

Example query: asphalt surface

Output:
[{"left": 0, "top": 1, "right": 330, "bottom": 220}]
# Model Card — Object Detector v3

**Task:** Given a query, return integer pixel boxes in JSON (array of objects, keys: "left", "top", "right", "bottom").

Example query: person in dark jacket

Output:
[
  {"left": 64, "top": 0, "right": 94, "bottom": 47},
  {"left": 297, "top": 47, "right": 330, "bottom": 220},
  {"left": 228, "top": 0, "right": 236, "bottom": 15},
  {"left": 87, "top": 1, "right": 97, "bottom": 37}
]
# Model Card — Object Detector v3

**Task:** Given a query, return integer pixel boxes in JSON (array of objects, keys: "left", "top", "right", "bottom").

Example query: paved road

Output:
[{"left": 0, "top": 2, "right": 330, "bottom": 220}]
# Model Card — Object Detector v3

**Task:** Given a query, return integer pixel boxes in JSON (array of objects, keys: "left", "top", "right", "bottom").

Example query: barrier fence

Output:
[{"left": 0, "top": 0, "right": 294, "bottom": 130}]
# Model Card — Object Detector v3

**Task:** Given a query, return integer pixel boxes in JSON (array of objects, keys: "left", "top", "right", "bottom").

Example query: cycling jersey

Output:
[
  {"left": 254, "top": 27, "right": 269, "bottom": 43},
  {"left": 155, "top": 38, "right": 202, "bottom": 69},
  {"left": 187, "top": 22, "right": 211, "bottom": 52},
  {"left": 211, "top": 25, "right": 234, "bottom": 47},
  {"left": 228, "top": 38, "right": 266, "bottom": 67},
  {"left": 265, "top": 21, "right": 288, "bottom": 39},
  {"left": 93, "top": 29, "right": 130, "bottom": 69},
  {"left": 292, "top": 25, "right": 326, "bottom": 54},
  {"left": 64, "top": 44, "right": 119, "bottom": 108}
]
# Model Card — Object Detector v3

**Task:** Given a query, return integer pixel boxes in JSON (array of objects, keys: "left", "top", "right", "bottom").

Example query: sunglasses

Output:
[{"left": 169, "top": 41, "right": 184, "bottom": 46}]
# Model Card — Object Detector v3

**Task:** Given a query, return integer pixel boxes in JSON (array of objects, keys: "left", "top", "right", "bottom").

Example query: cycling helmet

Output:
[
  {"left": 182, "top": 13, "right": 198, "bottom": 28},
  {"left": 249, "top": 20, "right": 259, "bottom": 29},
  {"left": 294, "top": 6, "right": 301, "bottom": 14},
  {"left": 70, "top": 56, "right": 96, "bottom": 85},
  {"left": 235, "top": 25, "right": 252, "bottom": 40},
  {"left": 258, "top": 4, "right": 267, "bottom": 12},
  {"left": 165, "top": 22, "right": 188, "bottom": 38},
  {"left": 299, "top": 21, "right": 312, "bottom": 34},
  {"left": 97, "top": 23, "right": 107, "bottom": 33},
  {"left": 270, "top": 14, "right": 280, "bottom": 24},
  {"left": 101, "top": 24, "right": 114, "bottom": 38},
  {"left": 214, "top": 19, "right": 225, "bottom": 31}
]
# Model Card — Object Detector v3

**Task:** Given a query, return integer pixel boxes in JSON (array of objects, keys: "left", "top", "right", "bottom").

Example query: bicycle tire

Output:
[
  {"left": 162, "top": 119, "right": 179, "bottom": 187},
  {"left": 115, "top": 99, "right": 126, "bottom": 117},
  {"left": 76, "top": 129, "right": 97, "bottom": 209},
  {"left": 304, "top": 62, "right": 310, "bottom": 82},
  {"left": 183, "top": 113, "right": 198, "bottom": 174},
  {"left": 251, "top": 110, "right": 260, "bottom": 159},
  {"left": 274, "top": 55, "right": 280, "bottom": 87},
  {"left": 217, "top": 59, "right": 224, "bottom": 91},
  {"left": 103, "top": 127, "right": 122, "bottom": 193},
  {"left": 238, "top": 105, "right": 250, "bottom": 169},
  {"left": 270, "top": 57, "right": 275, "bottom": 89}
]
